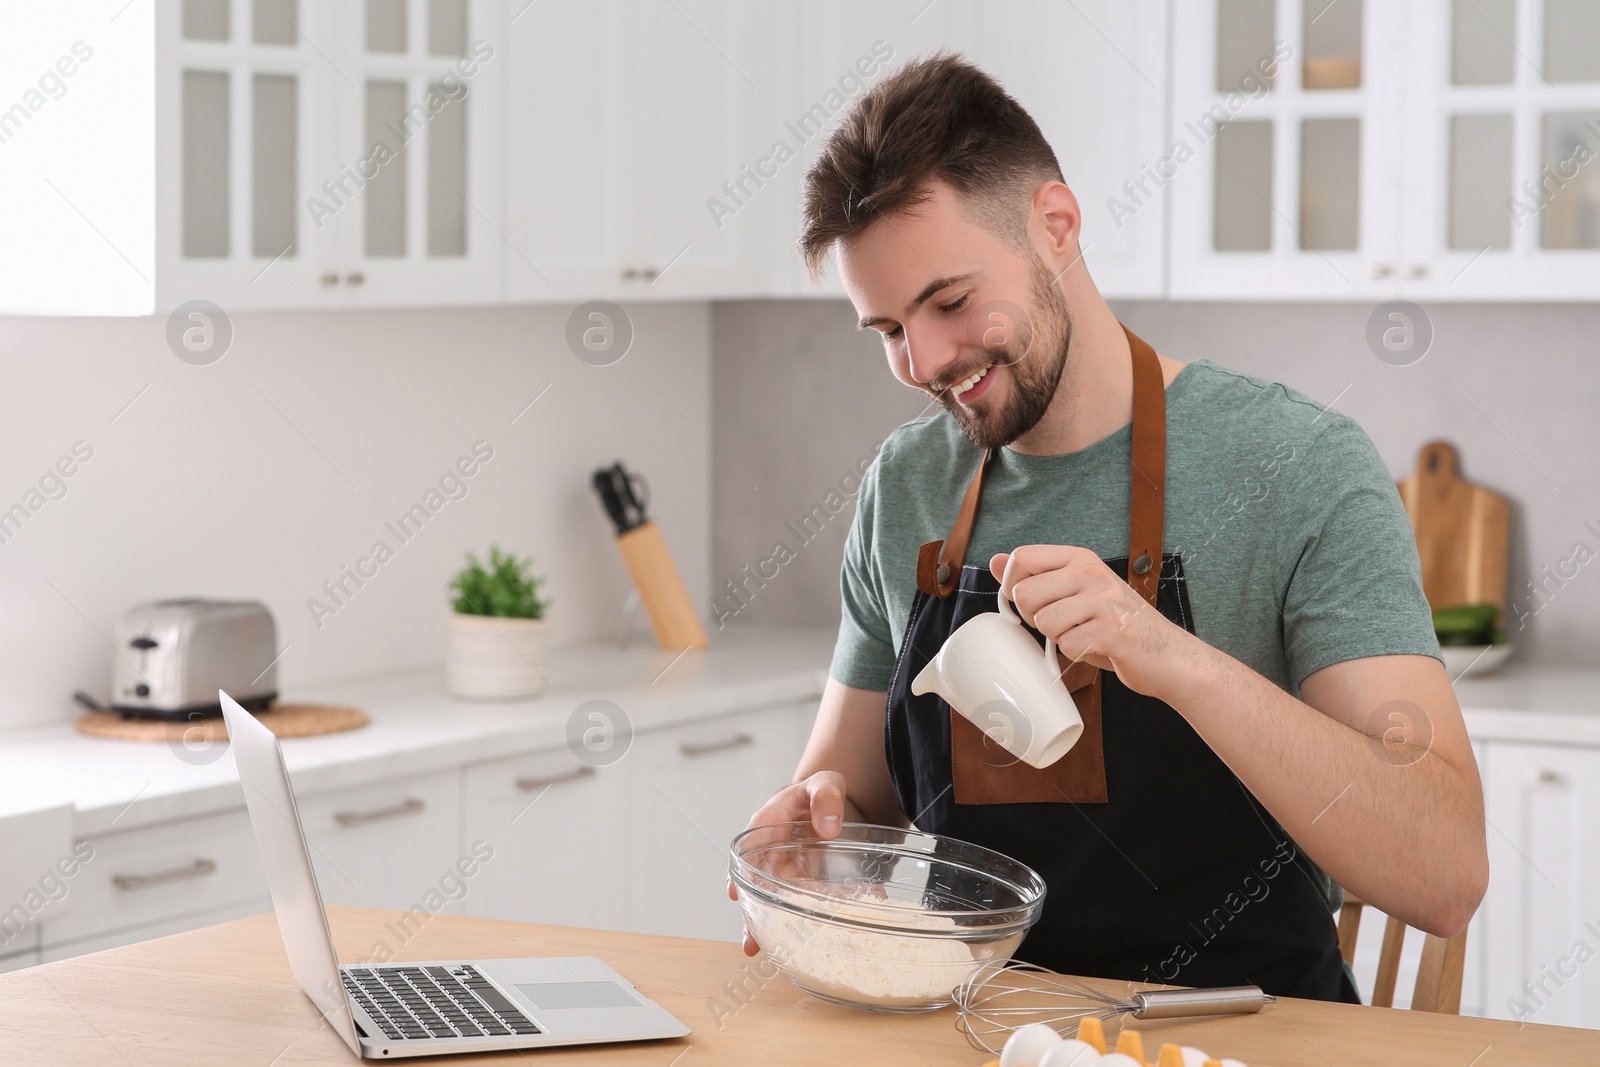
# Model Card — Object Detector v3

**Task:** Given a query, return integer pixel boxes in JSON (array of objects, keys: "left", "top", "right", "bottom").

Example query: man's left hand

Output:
[{"left": 990, "top": 545, "right": 1203, "bottom": 703}]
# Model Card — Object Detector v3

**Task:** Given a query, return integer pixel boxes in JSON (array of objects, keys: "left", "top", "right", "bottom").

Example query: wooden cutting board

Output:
[{"left": 1397, "top": 441, "right": 1511, "bottom": 611}]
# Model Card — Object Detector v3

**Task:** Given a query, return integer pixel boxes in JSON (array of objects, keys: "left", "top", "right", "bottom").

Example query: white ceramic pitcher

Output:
[{"left": 910, "top": 586, "right": 1084, "bottom": 769}]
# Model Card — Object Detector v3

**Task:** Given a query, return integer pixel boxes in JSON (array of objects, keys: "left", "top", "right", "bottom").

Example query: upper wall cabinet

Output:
[
  {"left": 503, "top": 0, "right": 772, "bottom": 303},
  {"left": 1170, "top": 0, "right": 1600, "bottom": 300},
  {"left": 162, "top": 0, "right": 505, "bottom": 310},
  {"left": 0, "top": 0, "right": 504, "bottom": 316},
  {"left": 1169, "top": 0, "right": 1405, "bottom": 299},
  {"left": 1400, "top": 0, "right": 1600, "bottom": 300},
  {"left": 0, "top": 4, "right": 155, "bottom": 315}
]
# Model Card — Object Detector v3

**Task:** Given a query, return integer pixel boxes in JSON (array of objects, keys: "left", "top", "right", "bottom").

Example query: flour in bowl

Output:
[{"left": 756, "top": 896, "right": 984, "bottom": 1005}]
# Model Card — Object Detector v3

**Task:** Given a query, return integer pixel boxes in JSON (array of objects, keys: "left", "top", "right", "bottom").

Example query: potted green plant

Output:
[{"left": 446, "top": 546, "right": 551, "bottom": 700}]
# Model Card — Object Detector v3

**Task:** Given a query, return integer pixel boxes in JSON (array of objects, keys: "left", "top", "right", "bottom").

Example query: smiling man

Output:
[{"left": 734, "top": 54, "right": 1487, "bottom": 1001}]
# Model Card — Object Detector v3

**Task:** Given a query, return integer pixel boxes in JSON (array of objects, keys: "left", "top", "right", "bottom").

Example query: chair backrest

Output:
[{"left": 1337, "top": 892, "right": 1468, "bottom": 1013}]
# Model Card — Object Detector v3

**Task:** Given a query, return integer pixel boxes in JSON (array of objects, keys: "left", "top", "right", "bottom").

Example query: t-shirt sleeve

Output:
[
  {"left": 1277, "top": 414, "right": 1442, "bottom": 691},
  {"left": 829, "top": 458, "right": 897, "bottom": 692}
]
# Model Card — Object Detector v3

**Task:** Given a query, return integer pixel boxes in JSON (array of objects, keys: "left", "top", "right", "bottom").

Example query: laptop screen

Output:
[{"left": 221, "top": 690, "right": 362, "bottom": 1056}]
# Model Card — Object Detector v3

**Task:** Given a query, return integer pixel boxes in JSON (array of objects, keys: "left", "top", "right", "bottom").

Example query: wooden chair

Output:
[{"left": 1336, "top": 892, "right": 1469, "bottom": 1013}]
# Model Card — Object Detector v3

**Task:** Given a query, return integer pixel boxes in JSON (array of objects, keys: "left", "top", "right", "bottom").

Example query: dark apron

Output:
[{"left": 884, "top": 326, "right": 1358, "bottom": 1002}]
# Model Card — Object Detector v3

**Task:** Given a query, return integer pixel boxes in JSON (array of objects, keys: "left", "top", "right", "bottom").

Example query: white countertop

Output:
[
  {"left": 1452, "top": 662, "right": 1600, "bottom": 746},
  {"left": 0, "top": 625, "right": 835, "bottom": 836},
  {"left": 0, "top": 627, "right": 1593, "bottom": 836}
]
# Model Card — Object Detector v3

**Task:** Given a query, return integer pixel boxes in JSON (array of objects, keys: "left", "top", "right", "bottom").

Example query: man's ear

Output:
[{"left": 1033, "top": 181, "right": 1083, "bottom": 270}]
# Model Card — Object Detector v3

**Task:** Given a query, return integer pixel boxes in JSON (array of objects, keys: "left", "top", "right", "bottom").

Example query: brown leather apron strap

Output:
[
  {"left": 915, "top": 449, "right": 993, "bottom": 598},
  {"left": 1125, "top": 325, "right": 1166, "bottom": 607},
  {"left": 918, "top": 325, "right": 1168, "bottom": 600}
]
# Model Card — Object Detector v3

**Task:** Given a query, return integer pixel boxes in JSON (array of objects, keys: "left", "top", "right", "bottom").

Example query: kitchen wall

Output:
[
  {"left": 710, "top": 298, "right": 1600, "bottom": 667},
  {"left": 0, "top": 303, "right": 712, "bottom": 731}
]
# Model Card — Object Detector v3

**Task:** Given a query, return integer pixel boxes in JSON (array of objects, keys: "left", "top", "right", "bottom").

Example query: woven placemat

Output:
[{"left": 74, "top": 703, "right": 370, "bottom": 743}]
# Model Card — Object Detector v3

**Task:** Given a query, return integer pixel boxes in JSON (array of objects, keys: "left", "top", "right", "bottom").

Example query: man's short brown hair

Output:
[{"left": 799, "top": 52, "right": 1064, "bottom": 278}]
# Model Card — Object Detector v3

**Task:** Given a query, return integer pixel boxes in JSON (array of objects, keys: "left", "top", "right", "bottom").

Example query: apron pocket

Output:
[{"left": 950, "top": 655, "right": 1108, "bottom": 805}]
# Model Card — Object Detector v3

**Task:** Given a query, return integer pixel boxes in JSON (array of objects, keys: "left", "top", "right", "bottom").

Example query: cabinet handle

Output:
[
  {"left": 641, "top": 268, "right": 658, "bottom": 281},
  {"left": 1537, "top": 769, "right": 1568, "bottom": 786},
  {"left": 346, "top": 272, "right": 365, "bottom": 286},
  {"left": 516, "top": 766, "right": 596, "bottom": 791},
  {"left": 621, "top": 267, "right": 639, "bottom": 280},
  {"left": 321, "top": 272, "right": 340, "bottom": 286},
  {"left": 333, "top": 798, "right": 425, "bottom": 827},
  {"left": 112, "top": 858, "right": 216, "bottom": 891},
  {"left": 680, "top": 733, "right": 753, "bottom": 758},
  {"left": 1368, "top": 263, "right": 1393, "bottom": 279},
  {"left": 1402, "top": 263, "right": 1428, "bottom": 279}
]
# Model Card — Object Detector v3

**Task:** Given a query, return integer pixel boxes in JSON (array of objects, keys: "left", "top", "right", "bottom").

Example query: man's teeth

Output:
[{"left": 949, "top": 366, "right": 989, "bottom": 397}]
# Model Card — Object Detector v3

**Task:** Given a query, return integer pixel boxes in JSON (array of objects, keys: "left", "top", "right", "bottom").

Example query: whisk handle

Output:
[{"left": 1130, "top": 986, "right": 1274, "bottom": 1019}]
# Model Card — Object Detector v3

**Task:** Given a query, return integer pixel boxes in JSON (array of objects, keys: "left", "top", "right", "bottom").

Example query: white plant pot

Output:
[{"left": 447, "top": 613, "right": 550, "bottom": 700}]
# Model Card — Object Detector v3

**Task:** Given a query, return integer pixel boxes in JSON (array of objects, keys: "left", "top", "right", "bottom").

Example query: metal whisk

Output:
[{"left": 954, "top": 960, "right": 1275, "bottom": 1055}]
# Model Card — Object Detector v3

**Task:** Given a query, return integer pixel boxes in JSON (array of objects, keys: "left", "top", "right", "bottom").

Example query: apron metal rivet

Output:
[
  {"left": 1132, "top": 553, "right": 1153, "bottom": 575},
  {"left": 936, "top": 563, "right": 951, "bottom": 584}
]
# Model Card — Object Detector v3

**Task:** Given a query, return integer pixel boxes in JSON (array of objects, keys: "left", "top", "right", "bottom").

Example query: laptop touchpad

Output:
[{"left": 515, "top": 981, "right": 641, "bottom": 1010}]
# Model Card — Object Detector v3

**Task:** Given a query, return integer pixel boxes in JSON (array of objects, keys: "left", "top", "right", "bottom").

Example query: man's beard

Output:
[{"left": 937, "top": 254, "right": 1072, "bottom": 451}]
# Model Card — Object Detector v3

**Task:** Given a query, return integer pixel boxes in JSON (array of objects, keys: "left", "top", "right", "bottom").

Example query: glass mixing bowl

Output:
[{"left": 729, "top": 822, "right": 1046, "bottom": 1012}]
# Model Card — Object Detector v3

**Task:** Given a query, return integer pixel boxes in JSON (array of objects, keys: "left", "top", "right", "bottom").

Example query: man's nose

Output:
[{"left": 904, "top": 317, "right": 966, "bottom": 389}]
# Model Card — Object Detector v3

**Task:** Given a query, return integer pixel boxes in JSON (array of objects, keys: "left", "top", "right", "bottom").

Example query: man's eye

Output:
[
  {"left": 883, "top": 325, "right": 903, "bottom": 340},
  {"left": 939, "top": 294, "right": 971, "bottom": 314}
]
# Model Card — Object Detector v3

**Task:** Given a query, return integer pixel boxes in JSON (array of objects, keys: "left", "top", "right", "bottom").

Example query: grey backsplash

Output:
[{"left": 710, "top": 299, "right": 1600, "bottom": 667}]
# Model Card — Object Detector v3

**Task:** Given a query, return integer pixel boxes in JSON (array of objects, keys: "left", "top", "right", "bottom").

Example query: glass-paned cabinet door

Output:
[
  {"left": 158, "top": 0, "right": 338, "bottom": 308},
  {"left": 1169, "top": 0, "right": 1404, "bottom": 298},
  {"left": 1403, "top": 0, "right": 1600, "bottom": 298},
  {"left": 327, "top": 0, "right": 503, "bottom": 306}
]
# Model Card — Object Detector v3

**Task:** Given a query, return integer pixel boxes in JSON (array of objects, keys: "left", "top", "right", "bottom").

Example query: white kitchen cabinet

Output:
[
  {"left": 300, "top": 768, "right": 463, "bottom": 912},
  {"left": 0, "top": 0, "right": 505, "bottom": 314},
  {"left": 627, "top": 701, "right": 808, "bottom": 941},
  {"left": 1482, "top": 740, "right": 1600, "bottom": 1029},
  {"left": 504, "top": 0, "right": 771, "bottom": 303},
  {"left": 36, "top": 808, "right": 267, "bottom": 950},
  {"left": 1398, "top": 0, "right": 1600, "bottom": 300},
  {"left": 1170, "top": 0, "right": 1405, "bottom": 299},
  {"left": 1171, "top": 0, "right": 1600, "bottom": 300},
  {"left": 461, "top": 744, "right": 631, "bottom": 931},
  {"left": 161, "top": 0, "right": 505, "bottom": 310}
]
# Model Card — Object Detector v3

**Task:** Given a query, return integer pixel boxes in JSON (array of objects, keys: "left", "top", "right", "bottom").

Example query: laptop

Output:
[{"left": 218, "top": 690, "right": 690, "bottom": 1059}]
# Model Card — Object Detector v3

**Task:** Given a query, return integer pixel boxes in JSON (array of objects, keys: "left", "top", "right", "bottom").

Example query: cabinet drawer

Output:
[
  {"left": 463, "top": 746, "right": 629, "bottom": 931},
  {"left": 40, "top": 809, "right": 267, "bottom": 947},
  {"left": 628, "top": 702, "right": 808, "bottom": 941},
  {"left": 296, "top": 770, "right": 463, "bottom": 912}
]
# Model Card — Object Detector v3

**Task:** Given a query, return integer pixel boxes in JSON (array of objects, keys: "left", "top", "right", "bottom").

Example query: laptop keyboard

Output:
[{"left": 342, "top": 964, "right": 542, "bottom": 1042}]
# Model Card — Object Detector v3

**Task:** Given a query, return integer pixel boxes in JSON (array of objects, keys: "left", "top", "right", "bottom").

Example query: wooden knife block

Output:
[{"left": 615, "top": 522, "right": 709, "bottom": 650}]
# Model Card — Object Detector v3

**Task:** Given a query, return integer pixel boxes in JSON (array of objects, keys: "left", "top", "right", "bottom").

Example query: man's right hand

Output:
[
  {"left": 727, "top": 771, "right": 858, "bottom": 956},
  {"left": 748, "top": 769, "right": 853, "bottom": 839}
]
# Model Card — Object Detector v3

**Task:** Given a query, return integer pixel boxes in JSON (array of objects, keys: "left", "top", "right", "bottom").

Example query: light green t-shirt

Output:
[{"left": 831, "top": 358, "right": 1442, "bottom": 693}]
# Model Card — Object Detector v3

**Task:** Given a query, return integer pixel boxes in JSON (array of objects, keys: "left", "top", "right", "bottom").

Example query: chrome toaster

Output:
[{"left": 110, "top": 599, "right": 279, "bottom": 720}]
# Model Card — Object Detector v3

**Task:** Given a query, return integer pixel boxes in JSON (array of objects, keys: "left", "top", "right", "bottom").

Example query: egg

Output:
[
  {"left": 1000, "top": 1022, "right": 1064, "bottom": 1067},
  {"left": 1097, "top": 1054, "right": 1145, "bottom": 1067},
  {"left": 1039, "top": 1038, "right": 1102, "bottom": 1067},
  {"left": 1179, "top": 1047, "right": 1211, "bottom": 1067}
]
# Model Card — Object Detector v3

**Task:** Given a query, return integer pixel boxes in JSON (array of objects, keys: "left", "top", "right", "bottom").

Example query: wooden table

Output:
[{"left": 1, "top": 906, "right": 1595, "bottom": 1065}]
